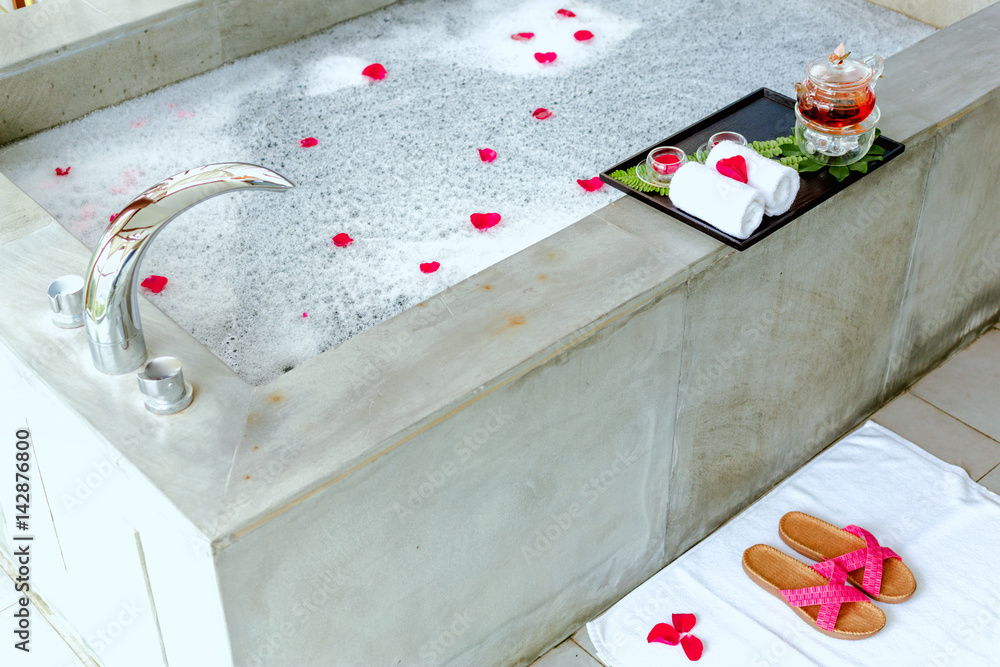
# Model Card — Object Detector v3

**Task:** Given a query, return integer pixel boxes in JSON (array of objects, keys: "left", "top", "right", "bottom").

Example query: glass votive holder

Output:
[
  {"left": 708, "top": 131, "right": 747, "bottom": 148},
  {"left": 695, "top": 131, "right": 749, "bottom": 162},
  {"left": 646, "top": 146, "right": 687, "bottom": 185}
]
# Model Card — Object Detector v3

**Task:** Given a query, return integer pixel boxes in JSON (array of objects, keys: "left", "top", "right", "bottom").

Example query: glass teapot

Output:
[{"left": 794, "top": 49, "right": 884, "bottom": 129}]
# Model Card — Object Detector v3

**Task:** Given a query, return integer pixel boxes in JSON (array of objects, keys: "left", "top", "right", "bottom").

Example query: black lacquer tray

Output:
[{"left": 599, "top": 88, "right": 905, "bottom": 250}]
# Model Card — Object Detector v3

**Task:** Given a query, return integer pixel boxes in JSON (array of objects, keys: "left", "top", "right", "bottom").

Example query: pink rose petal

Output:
[
  {"left": 681, "top": 634, "right": 704, "bottom": 661},
  {"left": 332, "top": 233, "right": 354, "bottom": 247},
  {"left": 478, "top": 148, "right": 497, "bottom": 163},
  {"left": 556, "top": 8, "right": 576, "bottom": 18},
  {"left": 55, "top": 167, "right": 71, "bottom": 176},
  {"left": 470, "top": 212, "right": 501, "bottom": 230},
  {"left": 672, "top": 613, "right": 697, "bottom": 634},
  {"left": 511, "top": 32, "right": 534, "bottom": 41},
  {"left": 110, "top": 213, "right": 117, "bottom": 222},
  {"left": 647, "top": 623, "right": 680, "bottom": 646},
  {"left": 362, "top": 63, "right": 387, "bottom": 80},
  {"left": 577, "top": 177, "right": 603, "bottom": 192},
  {"left": 420, "top": 261, "right": 440, "bottom": 274},
  {"left": 716, "top": 155, "right": 748, "bottom": 183},
  {"left": 140, "top": 275, "right": 168, "bottom": 294},
  {"left": 534, "top": 52, "right": 557, "bottom": 64},
  {"left": 300, "top": 137, "right": 319, "bottom": 147},
  {"left": 302, "top": 312, "right": 308, "bottom": 318},
  {"left": 532, "top": 108, "right": 553, "bottom": 120},
  {"left": 574, "top": 30, "right": 594, "bottom": 41}
]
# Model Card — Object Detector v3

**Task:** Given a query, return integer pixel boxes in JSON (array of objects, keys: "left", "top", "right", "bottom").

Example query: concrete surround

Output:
[
  {"left": 867, "top": 0, "right": 999, "bottom": 27},
  {"left": 2, "top": 3, "right": 1000, "bottom": 666}
]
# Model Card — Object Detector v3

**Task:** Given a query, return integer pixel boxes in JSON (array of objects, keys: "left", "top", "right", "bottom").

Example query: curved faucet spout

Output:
[{"left": 84, "top": 163, "right": 294, "bottom": 375}]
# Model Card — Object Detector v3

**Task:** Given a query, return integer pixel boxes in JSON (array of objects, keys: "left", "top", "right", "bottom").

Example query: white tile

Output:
[
  {"left": 871, "top": 392, "right": 1000, "bottom": 480},
  {"left": 572, "top": 626, "right": 608, "bottom": 665},
  {"left": 912, "top": 330, "right": 1000, "bottom": 442},
  {"left": 979, "top": 465, "right": 1000, "bottom": 495},
  {"left": 531, "top": 639, "right": 603, "bottom": 667}
]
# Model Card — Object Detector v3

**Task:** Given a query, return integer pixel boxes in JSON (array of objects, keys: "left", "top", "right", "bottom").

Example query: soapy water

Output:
[{"left": 0, "top": 0, "right": 933, "bottom": 385}]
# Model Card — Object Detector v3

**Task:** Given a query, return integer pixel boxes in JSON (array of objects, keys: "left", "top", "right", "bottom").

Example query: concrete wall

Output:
[
  {"left": 867, "top": 0, "right": 998, "bottom": 27},
  {"left": 0, "top": 0, "right": 397, "bottom": 143}
]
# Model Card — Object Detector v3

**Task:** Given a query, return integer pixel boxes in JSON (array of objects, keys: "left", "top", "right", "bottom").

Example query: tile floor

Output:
[{"left": 532, "top": 324, "right": 1000, "bottom": 666}]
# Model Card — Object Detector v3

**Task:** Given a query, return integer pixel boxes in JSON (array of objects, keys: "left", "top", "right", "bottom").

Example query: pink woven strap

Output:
[
  {"left": 779, "top": 561, "right": 867, "bottom": 631},
  {"left": 824, "top": 525, "right": 901, "bottom": 596}
]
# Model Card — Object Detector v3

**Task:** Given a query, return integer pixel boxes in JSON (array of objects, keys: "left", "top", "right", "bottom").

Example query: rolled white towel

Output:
[
  {"left": 707, "top": 140, "right": 800, "bottom": 216},
  {"left": 668, "top": 162, "right": 766, "bottom": 239}
]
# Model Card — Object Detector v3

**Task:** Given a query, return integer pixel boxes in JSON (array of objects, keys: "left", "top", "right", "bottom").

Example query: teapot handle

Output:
[{"left": 863, "top": 54, "right": 885, "bottom": 86}]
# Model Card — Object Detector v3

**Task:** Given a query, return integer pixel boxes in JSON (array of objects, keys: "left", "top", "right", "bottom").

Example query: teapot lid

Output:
[{"left": 807, "top": 50, "right": 875, "bottom": 89}]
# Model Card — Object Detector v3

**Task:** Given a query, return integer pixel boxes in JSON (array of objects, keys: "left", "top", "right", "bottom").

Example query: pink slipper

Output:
[{"left": 779, "top": 512, "right": 916, "bottom": 603}]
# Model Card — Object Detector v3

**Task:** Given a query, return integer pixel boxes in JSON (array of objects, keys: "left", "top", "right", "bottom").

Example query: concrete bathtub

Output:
[{"left": 2, "top": 1, "right": 1000, "bottom": 665}]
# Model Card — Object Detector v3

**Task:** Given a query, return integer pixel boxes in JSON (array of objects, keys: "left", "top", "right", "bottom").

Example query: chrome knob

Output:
[{"left": 137, "top": 357, "right": 193, "bottom": 415}]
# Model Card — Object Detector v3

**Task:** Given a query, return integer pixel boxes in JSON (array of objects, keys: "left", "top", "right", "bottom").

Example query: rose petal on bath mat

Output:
[
  {"left": 420, "top": 261, "right": 440, "bottom": 274},
  {"left": 300, "top": 137, "right": 319, "bottom": 147},
  {"left": 302, "top": 312, "right": 308, "bottom": 318},
  {"left": 647, "top": 623, "right": 680, "bottom": 646},
  {"left": 55, "top": 167, "right": 71, "bottom": 176},
  {"left": 577, "top": 177, "right": 603, "bottom": 192},
  {"left": 478, "top": 148, "right": 497, "bottom": 163},
  {"left": 110, "top": 213, "right": 117, "bottom": 222},
  {"left": 556, "top": 8, "right": 576, "bottom": 18},
  {"left": 511, "top": 32, "right": 534, "bottom": 41},
  {"left": 140, "top": 275, "right": 168, "bottom": 293},
  {"left": 470, "top": 212, "right": 501, "bottom": 230},
  {"left": 532, "top": 108, "right": 553, "bottom": 120},
  {"left": 681, "top": 634, "right": 703, "bottom": 661},
  {"left": 715, "top": 155, "right": 748, "bottom": 183},
  {"left": 574, "top": 30, "right": 594, "bottom": 41},
  {"left": 534, "top": 52, "right": 557, "bottom": 64},
  {"left": 362, "top": 63, "right": 387, "bottom": 80},
  {"left": 672, "top": 613, "right": 696, "bottom": 633},
  {"left": 332, "top": 233, "right": 354, "bottom": 247}
]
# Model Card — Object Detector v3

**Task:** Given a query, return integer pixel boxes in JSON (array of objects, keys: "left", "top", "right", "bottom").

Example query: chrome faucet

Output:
[{"left": 83, "top": 163, "right": 294, "bottom": 375}]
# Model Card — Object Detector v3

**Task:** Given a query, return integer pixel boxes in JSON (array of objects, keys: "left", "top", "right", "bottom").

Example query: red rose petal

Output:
[
  {"left": 647, "top": 623, "right": 680, "bottom": 646},
  {"left": 302, "top": 312, "right": 308, "bottom": 318},
  {"left": 55, "top": 167, "right": 71, "bottom": 176},
  {"left": 362, "top": 63, "right": 387, "bottom": 80},
  {"left": 577, "top": 176, "right": 603, "bottom": 192},
  {"left": 511, "top": 32, "right": 535, "bottom": 41},
  {"left": 715, "top": 155, "right": 748, "bottom": 184},
  {"left": 110, "top": 213, "right": 117, "bottom": 222},
  {"left": 332, "top": 233, "right": 354, "bottom": 247},
  {"left": 140, "top": 275, "right": 168, "bottom": 294},
  {"left": 420, "top": 261, "right": 440, "bottom": 274},
  {"left": 574, "top": 30, "right": 594, "bottom": 41},
  {"left": 681, "top": 634, "right": 703, "bottom": 661},
  {"left": 672, "top": 613, "right": 697, "bottom": 634},
  {"left": 532, "top": 108, "right": 553, "bottom": 120},
  {"left": 478, "top": 148, "right": 497, "bottom": 163},
  {"left": 534, "top": 52, "right": 557, "bottom": 64},
  {"left": 556, "top": 8, "right": 576, "bottom": 18},
  {"left": 300, "top": 137, "right": 319, "bottom": 148},
  {"left": 470, "top": 212, "right": 501, "bottom": 230}
]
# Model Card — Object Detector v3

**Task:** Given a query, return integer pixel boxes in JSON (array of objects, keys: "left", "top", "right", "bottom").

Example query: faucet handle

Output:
[
  {"left": 47, "top": 275, "right": 85, "bottom": 328},
  {"left": 137, "top": 357, "right": 193, "bottom": 415}
]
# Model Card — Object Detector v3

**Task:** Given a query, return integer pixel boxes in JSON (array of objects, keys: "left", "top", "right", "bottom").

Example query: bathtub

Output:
[{"left": 2, "top": 1, "right": 1000, "bottom": 665}]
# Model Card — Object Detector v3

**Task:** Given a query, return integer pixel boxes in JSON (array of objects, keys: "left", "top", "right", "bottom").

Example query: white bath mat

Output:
[{"left": 587, "top": 421, "right": 1000, "bottom": 666}]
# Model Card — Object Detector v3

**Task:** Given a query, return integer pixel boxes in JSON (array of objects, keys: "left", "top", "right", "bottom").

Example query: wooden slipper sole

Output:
[
  {"left": 743, "top": 544, "right": 886, "bottom": 640},
  {"left": 779, "top": 512, "right": 916, "bottom": 603}
]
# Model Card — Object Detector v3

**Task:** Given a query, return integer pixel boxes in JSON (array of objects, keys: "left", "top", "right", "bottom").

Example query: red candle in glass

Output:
[{"left": 652, "top": 153, "right": 681, "bottom": 176}]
